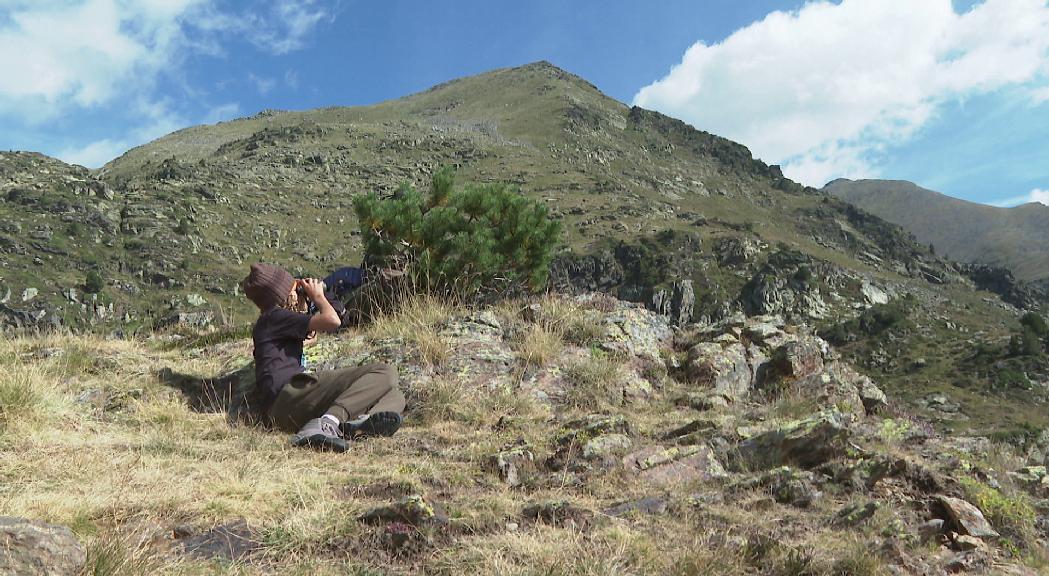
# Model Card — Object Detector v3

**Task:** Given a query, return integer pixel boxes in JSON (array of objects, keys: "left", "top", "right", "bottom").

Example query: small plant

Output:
[{"left": 175, "top": 217, "right": 191, "bottom": 235}]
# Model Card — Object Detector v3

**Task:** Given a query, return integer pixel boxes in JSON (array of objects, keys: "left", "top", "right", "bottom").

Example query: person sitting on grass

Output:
[{"left": 241, "top": 262, "right": 405, "bottom": 452}]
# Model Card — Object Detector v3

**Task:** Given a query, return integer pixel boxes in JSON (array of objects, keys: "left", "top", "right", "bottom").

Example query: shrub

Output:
[
  {"left": 85, "top": 270, "right": 105, "bottom": 293},
  {"left": 1009, "top": 326, "right": 1043, "bottom": 357},
  {"left": 353, "top": 167, "right": 561, "bottom": 298},
  {"left": 1020, "top": 312, "right": 1049, "bottom": 337},
  {"left": 820, "top": 297, "right": 914, "bottom": 345}
]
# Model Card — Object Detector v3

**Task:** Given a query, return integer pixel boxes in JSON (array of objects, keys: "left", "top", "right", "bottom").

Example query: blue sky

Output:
[{"left": 1, "top": 0, "right": 1047, "bottom": 206}]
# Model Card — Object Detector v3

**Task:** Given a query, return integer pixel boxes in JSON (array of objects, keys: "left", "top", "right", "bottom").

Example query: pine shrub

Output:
[
  {"left": 85, "top": 270, "right": 105, "bottom": 294},
  {"left": 353, "top": 167, "right": 561, "bottom": 298}
]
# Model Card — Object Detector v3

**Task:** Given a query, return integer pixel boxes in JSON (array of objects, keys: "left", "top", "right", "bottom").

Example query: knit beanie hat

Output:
[{"left": 242, "top": 263, "right": 294, "bottom": 310}]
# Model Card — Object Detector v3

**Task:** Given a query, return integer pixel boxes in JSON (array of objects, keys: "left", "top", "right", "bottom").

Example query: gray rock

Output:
[
  {"left": 582, "top": 433, "right": 632, "bottom": 460},
  {"left": 0, "top": 516, "right": 86, "bottom": 576},
  {"left": 771, "top": 338, "right": 824, "bottom": 380},
  {"left": 622, "top": 444, "right": 726, "bottom": 486},
  {"left": 686, "top": 341, "right": 753, "bottom": 400},
  {"left": 21, "top": 287, "right": 37, "bottom": 302},
  {"left": 492, "top": 446, "right": 535, "bottom": 488},
  {"left": 603, "top": 496, "right": 668, "bottom": 517},
  {"left": 359, "top": 495, "right": 446, "bottom": 526},
  {"left": 186, "top": 293, "right": 207, "bottom": 307},
  {"left": 937, "top": 495, "right": 999, "bottom": 538},
  {"left": 176, "top": 519, "right": 259, "bottom": 561},
  {"left": 731, "top": 411, "right": 851, "bottom": 470}
]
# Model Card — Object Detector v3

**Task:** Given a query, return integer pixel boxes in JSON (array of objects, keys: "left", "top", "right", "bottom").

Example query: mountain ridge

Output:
[
  {"left": 1, "top": 60, "right": 1047, "bottom": 436},
  {"left": 825, "top": 178, "right": 1049, "bottom": 288}
]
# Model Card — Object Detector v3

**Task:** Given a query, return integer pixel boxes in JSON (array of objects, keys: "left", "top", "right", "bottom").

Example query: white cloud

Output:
[
  {"left": 634, "top": 0, "right": 1049, "bottom": 187},
  {"left": 203, "top": 102, "right": 241, "bottom": 124},
  {"left": 57, "top": 98, "right": 188, "bottom": 167},
  {"left": 248, "top": 73, "right": 276, "bottom": 95},
  {"left": 989, "top": 188, "right": 1049, "bottom": 207},
  {"left": 0, "top": 0, "right": 333, "bottom": 164},
  {"left": 0, "top": 0, "right": 203, "bottom": 121},
  {"left": 285, "top": 68, "right": 300, "bottom": 90},
  {"left": 191, "top": 0, "right": 332, "bottom": 56}
]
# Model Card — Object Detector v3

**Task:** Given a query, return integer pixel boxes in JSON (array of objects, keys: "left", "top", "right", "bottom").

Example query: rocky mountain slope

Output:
[
  {"left": 825, "top": 179, "right": 1049, "bottom": 290},
  {"left": 2, "top": 294, "right": 1047, "bottom": 574},
  {"left": 1, "top": 61, "right": 1047, "bottom": 437}
]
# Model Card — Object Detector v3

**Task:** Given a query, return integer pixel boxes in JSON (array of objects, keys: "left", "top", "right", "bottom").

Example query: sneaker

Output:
[
  {"left": 341, "top": 411, "right": 402, "bottom": 439},
  {"left": 290, "top": 417, "right": 348, "bottom": 452}
]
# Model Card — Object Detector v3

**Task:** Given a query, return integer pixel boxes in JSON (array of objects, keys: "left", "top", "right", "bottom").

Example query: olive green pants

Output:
[{"left": 267, "top": 363, "right": 405, "bottom": 433}]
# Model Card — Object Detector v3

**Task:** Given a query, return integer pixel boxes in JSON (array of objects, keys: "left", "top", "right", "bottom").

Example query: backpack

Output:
[{"left": 323, "top": 267, "right": 367, "bottom": 299}]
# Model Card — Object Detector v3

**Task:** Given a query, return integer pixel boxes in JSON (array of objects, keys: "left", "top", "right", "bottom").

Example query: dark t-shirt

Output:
[{"left": 252, "top": 307, "right": 311, "bottom": 410}]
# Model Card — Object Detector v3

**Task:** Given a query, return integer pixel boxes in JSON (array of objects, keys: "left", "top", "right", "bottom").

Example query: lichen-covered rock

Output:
[
  {"left": 833, "top": 501, "right": 881, "bottom": 527},
  {"left": 686, "top": 341, "right": 753, "bottom": 400},
  {"left": 491, "top": 446, "right": 535, "bottom": 488},
  {"left": 521, "top": 500, "right": 595, "bottom": 529},
  {"left": 735, "top": 467, "right": 822, "bottom": 508},
  {"left": 623, "top": 444, "right": 726, "bottom": 486},
  {"left": 599, "top": 304, "right": 672, "bottom": 361},
  {"left": 582, "top": 433, "right": 632, "bottom": 461},
  {"left": 359, "top": 495, "right": 446, "bottom": 526},
  {"left": 771, "top": 338, "right": 824, "bottom": 380},
  {"left": 731, "top": 411, "right": 851, "bottom": 470},
  {"left": 0, "top": 517, "right": 86, "bottom": 576}
]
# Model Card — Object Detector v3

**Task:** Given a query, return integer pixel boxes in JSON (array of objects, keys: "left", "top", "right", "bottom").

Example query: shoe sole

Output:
[
  {"left": 345, "top": 412, "right": 402, "bottom": 438},
  {"left": 292, "top": 433, "right": 348, "bottom": 453}
]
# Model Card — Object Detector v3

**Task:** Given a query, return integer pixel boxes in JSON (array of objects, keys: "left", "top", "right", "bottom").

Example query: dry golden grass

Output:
[
  {"left": 0, "top": 305, "right": 922, "bottom": 576},
  {"left": 515, "top": 323, "right": 565, "bottom": 368},
  {"left": 367, "top": 293, "right": 456, "bottom": 366}
]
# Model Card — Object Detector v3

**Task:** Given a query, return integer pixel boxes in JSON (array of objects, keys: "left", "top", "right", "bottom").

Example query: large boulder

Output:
[
  {"left": 730, "top": 411, "right": 851, "bottom": 470},
  {"left": 0, "top": 517, "right": 86, "bottom": 576},
  {"left": 686, "top": 341, "right": 753, "bottom": 400},
  {"left": 937, "top": 496, "right": 999, "bottom": 539},
  {"left": 771, "top": 338, "right": 825, "bottom": 380},
  {"left": 622, "top": 444, "right": 726, "bottom": 486},
  {"left": 597, "top": 302, "right": 673, "bottom": 361}
]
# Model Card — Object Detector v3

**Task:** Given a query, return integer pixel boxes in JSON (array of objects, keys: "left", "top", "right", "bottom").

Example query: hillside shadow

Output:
[{"left": 157, "top": 363, "right": 267, "bottom": 426}]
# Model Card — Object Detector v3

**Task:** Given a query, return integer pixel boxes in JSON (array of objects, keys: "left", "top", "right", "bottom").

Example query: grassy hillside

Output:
[
  {"left": 825, "top": 179, "right": 1049, "bottom": 286},
  {"left": 3, "top": 294, "right": 1047, "bottom": 575}
]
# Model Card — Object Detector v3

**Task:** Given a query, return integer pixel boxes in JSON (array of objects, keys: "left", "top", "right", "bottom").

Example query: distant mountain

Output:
[{"left": 825, "top": 179, "right": 1049, "bottom": 289}]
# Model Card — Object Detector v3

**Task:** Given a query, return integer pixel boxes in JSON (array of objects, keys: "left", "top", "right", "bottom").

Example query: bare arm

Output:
[{"left": 300, "top": 278, "right": 341, "bottom": 333}]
